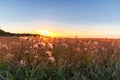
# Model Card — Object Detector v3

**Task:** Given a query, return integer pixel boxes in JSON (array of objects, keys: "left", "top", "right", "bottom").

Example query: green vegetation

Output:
[{"left": 0, "top": 37, "right": 120, "bottom": 80}]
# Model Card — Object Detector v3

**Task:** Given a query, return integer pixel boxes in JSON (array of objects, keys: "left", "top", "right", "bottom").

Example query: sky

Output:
[{"left": 0, "top": 0, "right": 120, "bottom": 38}]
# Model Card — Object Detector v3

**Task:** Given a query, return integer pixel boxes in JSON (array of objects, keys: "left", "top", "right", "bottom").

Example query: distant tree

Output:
[
  {"left": 0, "top": 28, "right": 39, "bottom": 36},
  {"left": 0, "top": 28, "right": 7, "bottom": 36}
]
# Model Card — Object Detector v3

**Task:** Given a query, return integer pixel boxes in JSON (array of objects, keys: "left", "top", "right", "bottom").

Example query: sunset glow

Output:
[
  {"left": 36, "top": 29, "right": 58, "bottom": 37},
  {"left": 37, "top": 29, "right": 50, "bottom": 36}
]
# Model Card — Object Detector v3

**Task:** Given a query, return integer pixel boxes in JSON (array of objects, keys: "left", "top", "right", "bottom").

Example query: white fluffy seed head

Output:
[
  {"left": 46, "top": 51, "right": 52, "bottom": 57},
  {"left": 84, "top": 47, "right": 88, "bottom": 51},
  {"left": 48, "top": 56, "right": 55, "bottom": 63},
  {"left": 20, "top": 59, "right": 26, "bottom": 67},
  {"left": 4, "top": 54, "right": 14, "bottom": 62},
  {"left": 24, "top": 51, "right": 29, "bottom": 54},
  {"left": 38, "top": 42, "right": 46, "bottom": 49},
  {"left": 46, "top": 43, "right": 53, "bottom": 50},
  {"left": 60, "top": 43, "right": 68, "bottom": 48},
  {"left": 33, "top": 43, "right": 39, "bottom": 49}
]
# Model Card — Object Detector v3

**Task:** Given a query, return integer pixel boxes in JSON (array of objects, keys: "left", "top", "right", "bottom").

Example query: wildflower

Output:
[
  {"left": 24, "top": 51, "right": 29, "bottom": 54},
  {"left": 48, "top": 56, "right": 55, "bottom": 63},
  {"left": 92, "top": 60, "right": 95, "bottom": 63},
  {"left": 84, "top": 42, "right": 88, "bottom": 46},
  {"left": 4, "top": 54, "right": 14, "bottom": 62},
  {"left": 20, "top": 59, "right": 26, "bottom": 67},
  {"left": 114, "top": 49, "right": 117, "bottom": 53},
  {"left": 33, "top": 55, "right": 39, "bottom": 64},
  {"left": 2, "top": 44, "right": 8, "bottom": 50},
  {"left": 93, "top": 41, "right": 98, "bottom": 45},
  {"left": 118, "top": 45, "right": 120, "bottom": 48},
  {"left": 60, "top": 43, "right": 68, "bottom": 48},
  {"left": 30, "top": 46, "right": 33, "bottom": 49},
  {"left": 46, "top": 51, "right": 52, "bottom": 57},
  {"left": 111, "top": 42, "right": 115, "bottom": 47},
  {"left": 74, "top": 47, "right": 80, "bottom": 52},
  {"left": 33, "top": 43, "right": 39, "bottom": 49},
  {"left": 88, "top": 41, "right": 91, "bottom": 45},
  {"left": 38, "top": 42, "right": 46, "bottom": 49},
  {"left": 46, "top": 43, "right": 53, "bottom": 50},
  {"left": 102, "top": 47, "right": 107, "bottom": 52},
  {"left": 34, "top": 55, "right": 39, "bottom": 59},
  {"left": 84, "top": 47, "right": 88, "bottom": 51}
]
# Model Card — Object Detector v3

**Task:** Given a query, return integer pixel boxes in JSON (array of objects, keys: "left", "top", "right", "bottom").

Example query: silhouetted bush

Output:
[{"left": 0, "top": 29, "right": 38, "bottom": 36}]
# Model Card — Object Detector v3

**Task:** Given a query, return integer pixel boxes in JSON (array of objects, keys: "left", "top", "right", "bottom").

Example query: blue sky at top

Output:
[{"left": 0, "top": 0, "right": 120, "bottom": 37}]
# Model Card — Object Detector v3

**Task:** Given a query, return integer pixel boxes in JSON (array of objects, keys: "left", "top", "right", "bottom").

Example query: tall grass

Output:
[{"left": 0, "top": 37, "right": 120, "bottom": 80}]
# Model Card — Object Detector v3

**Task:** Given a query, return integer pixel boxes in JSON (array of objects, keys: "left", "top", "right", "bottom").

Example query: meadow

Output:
[{"left": 0, "top": 36, "right": 120, "bottom": 80}]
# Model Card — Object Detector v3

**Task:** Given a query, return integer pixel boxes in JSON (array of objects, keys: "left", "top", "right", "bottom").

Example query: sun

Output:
[
  {"left": 36, "top": 29, "right": 59, "bottom": 37},
  {"left": 37, "top": 29, "right": 50, "bottom": 36}
]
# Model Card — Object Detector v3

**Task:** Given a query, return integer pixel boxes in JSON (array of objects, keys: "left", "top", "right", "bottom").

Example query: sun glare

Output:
[
  {"left": 36, "top": 29, "right": 58, "bottom": 37},
  {"left": 37, "top": 29, "right": 50, "bottom": 36}
]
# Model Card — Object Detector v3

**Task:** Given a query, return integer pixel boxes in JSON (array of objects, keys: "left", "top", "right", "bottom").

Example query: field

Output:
[{"left": 0, "top": 36, "right": 120, "bottom": 80}]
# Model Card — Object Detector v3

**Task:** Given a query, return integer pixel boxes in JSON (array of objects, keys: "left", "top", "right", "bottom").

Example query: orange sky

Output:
[{"left": 2, "top": 22, "right": 120, "bottom": 38}]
